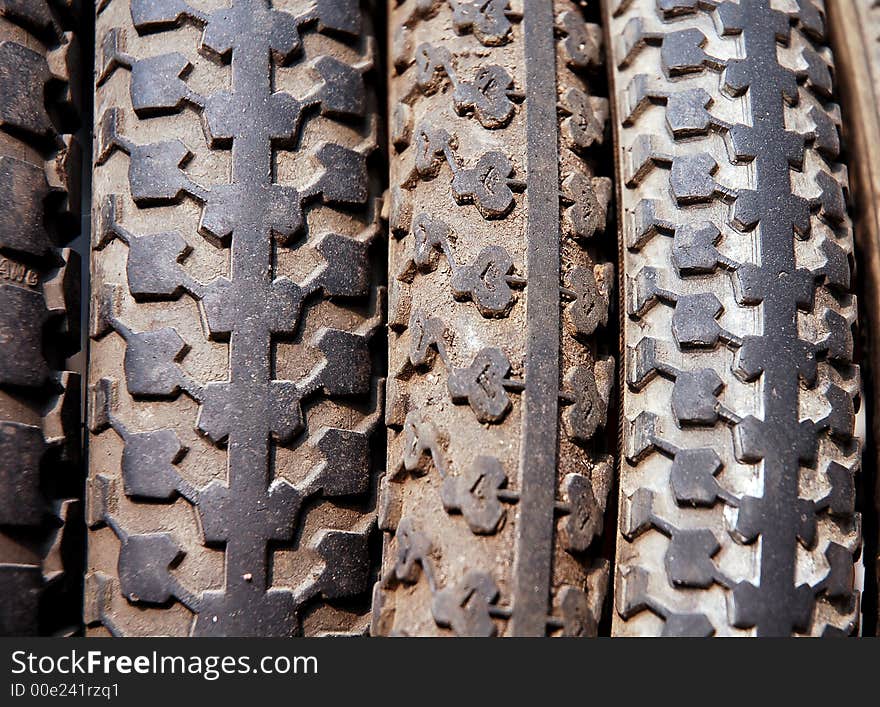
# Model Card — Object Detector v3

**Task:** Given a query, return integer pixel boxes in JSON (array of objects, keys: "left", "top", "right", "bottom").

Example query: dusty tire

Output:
[
  {"left": 0, "top": 0, "right": 83, "bottom": 636},
  {"left": 605, "top": 0, "right": 862, "bottom": 636},
  {"left": 373, "top": 0, "right": 615, "bottom": 637},
  {"left": 828, "top": 0, "right": 880, "bottom": 634},
  {"left": 87, "top": 0, "right": 383, "bottom": 637}
]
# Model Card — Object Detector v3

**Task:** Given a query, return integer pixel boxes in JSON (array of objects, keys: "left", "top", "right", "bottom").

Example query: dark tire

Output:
[
  {"left": 828, "top": 0, "right": 880, "bottom": 635},
  {"left": 373, "top": 0, "right": 615, "bottom": 636},
  {"left": 87, "top": 0, "right": 383, "bottom": 637},
  {"left": 605, "top": 0, "right": 861, "bottom": 636},
  {"left": 0, "top": 0, "right": 83, "bottom": 636}
]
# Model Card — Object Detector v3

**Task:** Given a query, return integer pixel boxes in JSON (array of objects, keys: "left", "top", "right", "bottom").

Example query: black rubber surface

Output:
[{"left": 0, "top": 0, "right": 84, "bottom": 637}]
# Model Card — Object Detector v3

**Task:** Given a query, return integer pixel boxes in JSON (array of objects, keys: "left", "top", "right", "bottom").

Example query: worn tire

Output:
[
  {"left": 605, "top": 0, "right": 862, "bottom": 636},
  {"left": 373, "top": 0, "right": 615, "bottom": 637},
  {"left": 0, "top": 0, "right": 83, "bottom": 636},
  {"left": 87, "top": 0, "right": 383, "bottom": 637},
  {"left": 827, "top": 0, "right": 880, "bottom": 635}
]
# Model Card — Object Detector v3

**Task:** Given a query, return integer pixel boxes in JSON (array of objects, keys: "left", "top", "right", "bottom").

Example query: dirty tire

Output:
[
  {"left": 374, "top": 0, "right": 615, "bottom": 637},
  {"left": 827, "top": 0, "right": 880, "bottom": 634},
  {"left": 0, "top": 0, "right": 83, "bottom": 636},
  {"left": 87, "top": 0, "right": 383, "bottom": 637},
  {"left": 605, "top": 0, "right": 862, "bottom": 636}
]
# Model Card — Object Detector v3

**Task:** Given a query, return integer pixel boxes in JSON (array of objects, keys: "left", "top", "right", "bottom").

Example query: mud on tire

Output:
[{"left": 373, "top": 0, "right": 615, "bottom": 637}]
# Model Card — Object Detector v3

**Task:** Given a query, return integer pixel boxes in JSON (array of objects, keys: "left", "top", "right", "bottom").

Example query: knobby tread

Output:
[
  {"left": 605, "top": 0, "right": 861, "bottom": 636},
  {"left": 827, "top": 0, "right": 880, "bottom": 633},
  {"left": 88, "top": 0, "right": 383, "bottom": 637},
  {"left": 0, "top": 0, "right": 83, "bottom": 636},
  {"left": 374, "top": 0, "right": 614, "bottom": 637}
]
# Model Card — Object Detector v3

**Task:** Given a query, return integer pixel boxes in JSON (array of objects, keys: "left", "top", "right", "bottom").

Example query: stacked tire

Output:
[
  {"left": 0, "top": 0, "right": 870, "bottom": 637},
  {"left": 0, "top": 0, "right": 83, "bottom": 636}
]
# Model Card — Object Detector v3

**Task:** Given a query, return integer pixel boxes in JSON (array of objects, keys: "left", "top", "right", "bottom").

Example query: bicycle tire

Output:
[
  {"left": 373, "top": 0, "right": 615, "bottom": 637},
  {"left": 87, "top": 0, "right": 383, "bottom": 637},
  {"left": 0, "top": 0, "right": 83, "bottom": 637},
  {"left": 605, "top": 0, "right": 861, "bottom": 636}
]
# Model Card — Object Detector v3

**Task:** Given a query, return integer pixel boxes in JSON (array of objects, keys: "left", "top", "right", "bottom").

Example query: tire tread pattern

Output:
[
  {"left": 374, "top": 0, "right": 614, "bottom": 637},
  {"left": 87, "top": 0, "right": 382, "bottom": 637},
  {"left": 606, "top": 0, "right": 861, "bottom": 636},
  {"left": 0, "top": 0, "right": 83, "bottom": 637}
]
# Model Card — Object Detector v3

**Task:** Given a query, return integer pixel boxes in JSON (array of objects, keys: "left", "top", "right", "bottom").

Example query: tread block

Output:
[
  {"left": 198, "top": 480, "right": 302, "bottom": 545},
  {"left": 562, "top": 172, "right": 611, "bottom": 241},
  {"left": 450, "top": 151, "right": 515, "bottom": 218},
  {"left": 122, "top": 327, "right": 188, "bottom": 397},
  {"left": 315, "top": 233, "right": 371, "bottom": 298},
  {"left": 313, "top": 529, "right": 370, "bottom": 599},
  {"left": 0, "top": 422, "right": 45, "bottom": 526},
  {"left": 194, "top": 589, "right": 296, "bottom": 638},
  {"left": 0, "top": 156, "right": 52, "bottom": 257},
  {"left": 431, "top": 570, "right": 499, "bottom": 637},
  {"left": 0, "top": 41, "right": 52, "bottom": 137},
  {"left": 127, "top": 140, "right": 197, "bottom": 204},
  {"left": 117, "top": 533, "right": 183, "bottom": 604},
  {"left": 313, "top": 55, "right": 365, "bottom": 118},
  {"left": 559, "top": 586, "right": 599, "bottom": 637},
  {"left": 662, "top": 613, "right": 714, "bottom": 637},
  {"left": 563, "top": 359, "right": 614, "bottom": 443},
  {"left": 126, "top": 231, "right": 190, "bottom": 299},
  {"left": 314, "top": 143, "right": 368, "bottom": 205},
  {"left": 129, "top": 52, "right": 193, "bottom": 116},
  {"left": 670, "top": 369, "right": 723, "bottom": 426},
  {"left": 671, "top": 293, "right": 723, "bottom": 348},
  {"left": 44, "top": 248, "right": 82, "bottom": 346},
  {"left": 449, "top": 246, "right": 516, "bottom": 316},
  {"left": 313, "top": 427, "right": 370, "bottom": 497},
  {"left": 559, "top": 13, "right": 601, "bottom": 70},
  {"left": 314, "top": 0, "right": 361, "bottom": 37},
  {"left": 669, "top": 448, "right": 723, "bottom": 507},
  {"left": 315, "top": 329, "right": 371, "bottom": 396},
  {"left": 671, "top": 223, "right": 721, "bottom": 275},
  {"left": 440, "top": 456, "right": 508, "bottom": 534},
  {"left": 195, "top": 380, "right": 304, "bottom": 445},
  {"left": 0, "top": 285, "right": 49, "bottom": 386},
  {"left": 121, "top": 429, "right": 186, "bottom": 500},
  {"left": 454, "top": 64, "right": 516, "bottom": 129},
  {"left": 560, "top": 88, "right": 607, "bottom": 151},
  {"left": 561, "top": 472, "right": 603, "bottom": 552},
  {"left": 451, "top": 0, "right": 511, "bottom": 46},
  {"left": 446, "top": 347, "right": 512, "bottom": 423},
  {"left": 130, "top": 0, "right": 197, "bottom": 31},
  {"left": 565, "top": 264, "right": 612, "bottom": 337},
  {"left": 664, "top": 529, "right": 720, "bottom": 588}
]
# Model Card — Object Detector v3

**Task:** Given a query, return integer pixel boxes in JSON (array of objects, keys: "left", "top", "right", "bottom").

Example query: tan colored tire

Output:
[
  {"left": 605, "top": 0, "right": 861, "bottom": 636},
  {"left": 373, "top": 0, "right": 615, "bottom": 637},
  {"left": 87, "top": 0, "right": 383, "bottom": 637}
]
